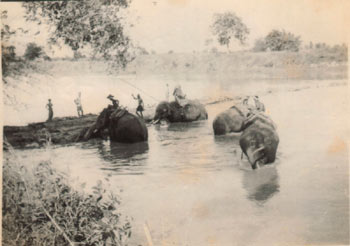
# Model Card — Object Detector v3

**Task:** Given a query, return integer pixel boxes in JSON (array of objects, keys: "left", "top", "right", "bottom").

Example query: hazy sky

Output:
[{"left": 2, "top": 0, "right": 349, "bottom": 56}]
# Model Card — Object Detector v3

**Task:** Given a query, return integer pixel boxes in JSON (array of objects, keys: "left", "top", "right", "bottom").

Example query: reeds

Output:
[{"left": 2, "top": 139, "right": 132, "bottom": 246}]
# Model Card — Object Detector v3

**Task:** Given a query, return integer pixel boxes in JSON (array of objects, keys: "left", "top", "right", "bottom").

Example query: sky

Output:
[{"left": 2, "top": 0, "right": 349, "bottom": 56}]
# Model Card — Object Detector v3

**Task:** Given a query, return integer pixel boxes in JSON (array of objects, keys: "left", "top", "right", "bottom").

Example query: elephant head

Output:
[
  {"left": 95, "top": 106, "right": 114, "bottom": 130},
  {"left": 239, "top": 126, "right": 279, "bottom": 170},
  {"left": 153, "top": 101, "right": 172, "bottom": 123}
]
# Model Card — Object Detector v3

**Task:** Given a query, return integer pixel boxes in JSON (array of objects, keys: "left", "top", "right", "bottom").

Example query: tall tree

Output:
[
  {"left": 22, "top": 0, "right": 132, "bottom": 69},
  {"left": 211, "top": 12, "right": 249, "bottom": 51}
]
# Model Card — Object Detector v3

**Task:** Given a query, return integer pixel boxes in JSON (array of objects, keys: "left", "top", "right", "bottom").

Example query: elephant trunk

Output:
[{"left": 246, "top": 146, "right": 265, "bottom": 170}]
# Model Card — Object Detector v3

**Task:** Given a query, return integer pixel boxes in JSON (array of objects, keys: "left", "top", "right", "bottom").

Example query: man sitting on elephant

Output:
[
  {"left": 243, "top": 95, "right": 265, "bottom": 116},
  {"left": 173, "top": 85, "right": 187, "bottom": 107},
  {"left": 107, "top": 94, "right": 119, "bottom": 109}
]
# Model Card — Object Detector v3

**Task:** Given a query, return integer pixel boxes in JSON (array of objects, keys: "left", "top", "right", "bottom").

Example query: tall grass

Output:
[{"left": 2, "top": 139, "right": 132, "bottom": 246}]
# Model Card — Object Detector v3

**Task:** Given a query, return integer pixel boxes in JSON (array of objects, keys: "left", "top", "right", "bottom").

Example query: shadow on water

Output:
[
  {"left": 154, "top": 121, "right": 208, "bottom": 133},
  {"left": 214, "top": 133, "right": 241, "bottom": 146},
  {"left": 94, "top": 141, "right": 149, "bottom": 175},
  {"left": 242, "top": 166, "right": 280, "bottom": 205}
]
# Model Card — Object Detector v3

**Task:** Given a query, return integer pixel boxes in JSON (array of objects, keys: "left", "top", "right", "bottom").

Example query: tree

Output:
[
  {"left": 2, "top": 10, "right": 18, "bottom": 77},
  {"left": 22, "top": 0, "right": 132, "bottom": 69},
  {"left": 211, "top": 12, "right": 249, "bottom": 51},
  {"left": 24, "top": 43, "right": 43, "bottom": 60},
  {"left": 264, "top": 30, "right": 301, "bottom": 52}
]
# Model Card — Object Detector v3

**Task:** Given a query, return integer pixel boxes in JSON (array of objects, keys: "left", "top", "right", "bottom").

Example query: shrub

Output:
[
  {"left": 2, "top": 146, "right": 132, "bottom": 246},
  {"left": 24, "top": 42, "right": 43, "bottom": 60},
  {"left": 2, "top": 45, "right": 17, "bottom": 77},
  {"left": 73, "top": 51, "right": 85, "bottom": 60},
  {"left": 252, "top": 38, "right": 267, "bottom": 52},
  {"left": 264, "top": 30, "right": 301, "bottom": 52}
]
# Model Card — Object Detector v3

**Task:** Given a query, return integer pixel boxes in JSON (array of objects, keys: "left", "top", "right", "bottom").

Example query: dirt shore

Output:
[
  {"left": 4, "top": 114, "right": 97, "bottom": 148},
  {"left": 3, "top": 109, "right": 156, "bottom": 149}
]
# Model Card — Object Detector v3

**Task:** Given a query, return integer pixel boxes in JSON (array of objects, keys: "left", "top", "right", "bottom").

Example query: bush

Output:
[
  {"left": 257, "top": 30, "right": 301, "bottom": 52},
  {"left": 252, "top": 38, "right": 267, "bottom": 52},
  {"left": 2, "top": 45, "right": 17, "bottom": 77},
  {"left": 73, "top": 51, "right": 85, "bottom": 60},
  {"left": 24, "top": 42, "right": 43, "bottom": 60},
  {"left": 2, "top": 147, "right": 132, "bottom": 246}
]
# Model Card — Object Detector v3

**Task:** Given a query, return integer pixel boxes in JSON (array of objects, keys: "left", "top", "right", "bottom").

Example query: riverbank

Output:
[
  {"left": 2, "top": 146, "right": 132, "bottom": 246},
  {"left": 12, "top": 50, "right": 348, "bottom": 80},
  {"left": 4, "top": 114, "right": 97, "bottom": 148}
]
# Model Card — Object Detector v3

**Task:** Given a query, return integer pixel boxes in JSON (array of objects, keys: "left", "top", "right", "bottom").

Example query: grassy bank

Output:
[
  {"left": 14, "top": 49, "right": 347, "bottom": 81},
  {"left": 2, "top": 143, "right": 132, "bottom": 246}
]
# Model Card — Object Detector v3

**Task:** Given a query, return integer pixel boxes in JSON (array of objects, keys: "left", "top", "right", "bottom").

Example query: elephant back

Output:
[
  {"left": 183, "top": 100, "right": 208, "bottom": 121},
  {"left": 109, "top": 112, "right": 148, "bottom": 143}
]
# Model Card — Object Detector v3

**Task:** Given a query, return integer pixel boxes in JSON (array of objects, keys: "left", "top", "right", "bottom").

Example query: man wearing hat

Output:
[
  {"left": 107, "top": 94, "right": 119, "bottom": 109},
  {"left": 254, "top": 95, "right": 265, "bottom": 112}
]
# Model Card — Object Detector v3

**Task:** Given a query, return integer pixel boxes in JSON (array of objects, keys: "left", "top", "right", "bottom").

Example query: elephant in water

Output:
[
  {"left": 79, "top": 105, "right": 148, "bottom": 143},
  {"left": 212, "top": 104, "right": 251, "bottom": 135},
  {"left": 153, "top": 100, "right": 208, "bottom": 123},
  {"left": 239, "top": 113, "right": 279, "bottom": 169}
]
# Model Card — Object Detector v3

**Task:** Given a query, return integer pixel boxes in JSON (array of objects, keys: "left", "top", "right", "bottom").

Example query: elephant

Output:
[
  {"left": 79, "top": 105, "right": 148, "bottom": 143},
  {"left": 239, "top": 113, "right": 279, "bottom": 170},
  {"left": 212, "top": 104, "right": 251, "bottom": 135},
  {"left": 153, "top": 100, "right": 208, "bottom": 123}
]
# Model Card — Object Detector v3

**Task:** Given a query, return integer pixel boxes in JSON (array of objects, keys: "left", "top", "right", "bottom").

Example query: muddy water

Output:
[{"left": 7, "top": 79, "right": 349, "bottom": 245}]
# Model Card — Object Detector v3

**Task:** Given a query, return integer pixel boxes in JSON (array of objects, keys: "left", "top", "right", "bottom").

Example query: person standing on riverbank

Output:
[
  {"left": 132, "top": 94, "right": 144, "bottom": 118},
  {"left": 74, "top": 92, "right": 84, "bottom": 117},
  {"left": 46, "top": 99, "right": 53, "bottom": 122}
]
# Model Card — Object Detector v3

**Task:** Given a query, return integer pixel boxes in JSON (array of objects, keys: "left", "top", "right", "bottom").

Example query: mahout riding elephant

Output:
[
  {"left": 212, "top": 104, "right": 250, "bottom": 135},
  {"left": 239, "top": 113, "right": 279, "bottom": 169},
  {"left": 153, "top": 100, "right": 208, "bottom": 123},
  {"left": 79, "top": 105, "right": 148, "bottom": 143}
]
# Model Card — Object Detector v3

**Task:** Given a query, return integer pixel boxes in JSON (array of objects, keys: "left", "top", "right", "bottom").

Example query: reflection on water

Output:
[
  {"left": 87, "top": 141, "right": 149, "bottom": 175},
  {"left": 214, "top": 133, "right": 241, "bottom": 147},
  {"left": 242, "top": 166, "right": 280, "bottom": 205}
]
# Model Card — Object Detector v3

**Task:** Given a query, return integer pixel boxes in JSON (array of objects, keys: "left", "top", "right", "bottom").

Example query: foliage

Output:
[
  {"left": 73, "top": 51, "right": 86, "bottom": 60},
  {"left": 2, "top": 148, "right": 132, "bottom": 246},
  {"left": 24, "top": 42, "right": 44, "bottom": 60},
  {"left": 252, "top": 38, "right": 267, "bottom": 52},
  {"left": 2, "top": 10, "right": 18, "bottom": 77},
  {"left": 22, "top": 0, "right": 132, "bottom": 69},
  {"left": 264, "top": 29, "right": 301, "bottom": 52},
  {"left": 211, "top": 12, "right": 249, "bottom": 50}
]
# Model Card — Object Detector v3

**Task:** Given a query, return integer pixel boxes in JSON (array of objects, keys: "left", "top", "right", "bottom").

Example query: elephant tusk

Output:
[
  {"left": 252, "top": 146, "right": 265, "bottom": 157},
  {"left": 153, "top": 118, "right": 160, "bottom": 124}
]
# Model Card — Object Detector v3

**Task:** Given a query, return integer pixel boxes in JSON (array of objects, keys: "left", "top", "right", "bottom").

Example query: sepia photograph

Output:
[{"left": 1, "top": 0, "right": 349, "bottom": 245}]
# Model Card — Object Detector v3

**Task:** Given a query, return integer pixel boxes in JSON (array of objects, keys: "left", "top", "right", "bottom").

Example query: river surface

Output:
[{"left": 6, "top": 78, "right": 349, "bottom": 245}]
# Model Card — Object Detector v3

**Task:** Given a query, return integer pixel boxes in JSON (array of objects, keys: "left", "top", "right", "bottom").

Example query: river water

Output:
[{"left": 5, "top": 77, "right": 349, "bottom": 245}]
